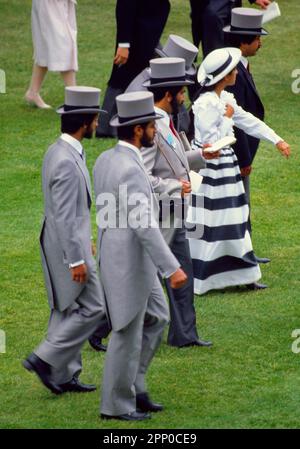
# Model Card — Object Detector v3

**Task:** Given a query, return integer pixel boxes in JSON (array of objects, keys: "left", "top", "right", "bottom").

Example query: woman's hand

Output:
[
  {"left": 224, "top": 104, "right": 234, "bottom": 118},
  {"left": 276, "top": 141, "right": 291, "bottom": 158},
  {"left": 202, "top": 143, "right": 220, "bottom": 160}
]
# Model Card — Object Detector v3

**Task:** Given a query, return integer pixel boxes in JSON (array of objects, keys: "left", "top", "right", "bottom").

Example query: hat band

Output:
[
  {"left": 150, "top": 75, "right": 186, "bottom": 85},
  {"left": 118, "top": 111, "right": 156, "bottom": 124},
  {"left": 207, "top": 54, "right": 233, "bottom": 79},
  {"left": 64, "top": 104, "right": 99, "bottom": 111},
  {"left": 230, "top": 25, "right": 263, "bottom": 33}
]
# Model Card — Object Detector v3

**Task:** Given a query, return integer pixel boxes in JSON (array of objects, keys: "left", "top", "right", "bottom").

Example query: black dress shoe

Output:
[
  {"left": 101, "top": 411, "right": 151, "bottom": 421},
  {"left": 246, "top": 282, "right": 268, "bottom": 290},
  {"left": 136, "top": 392, "right": 163, "bottom": 413},
  {"left": 181, "top": 339, "right": 213, "bottom": 348},
  {"left": 255, "top": 256, "right": 271, "bottom": 264},
  {"left": 22, "top": 353, "right": 62, "bottom": 395},
  {"left": 59, "top": 377, "right": 96, "bottom": 393},
  {"left": 88, "top": 337, "right": 107, "bottom": 352}
]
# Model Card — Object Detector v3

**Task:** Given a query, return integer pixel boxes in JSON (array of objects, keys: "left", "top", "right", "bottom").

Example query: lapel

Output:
[
  {"left": 58, "top": 138, "right": 92, "bottom": 205},
  {"left": 238, "top": 61, "right": 260, "bottom": 98},
  {"left": 158, "top": 119, "right": 190, "bottom": 173},
  {"left": 116, "top": 144, "right": 155, "bottom": 196}
]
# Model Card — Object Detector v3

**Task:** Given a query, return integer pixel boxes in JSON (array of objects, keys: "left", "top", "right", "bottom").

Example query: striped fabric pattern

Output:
[{"left": 187, "top": 148, "right": 261, "bottom": 295}]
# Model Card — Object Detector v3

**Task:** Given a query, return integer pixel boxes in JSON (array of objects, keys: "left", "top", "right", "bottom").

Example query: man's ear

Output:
[
  {"left": 134, "top": 124, "right": 143, "bottom": 137},
  {"left": 166, "top": 91, "right": 172, "bottom": 103}
]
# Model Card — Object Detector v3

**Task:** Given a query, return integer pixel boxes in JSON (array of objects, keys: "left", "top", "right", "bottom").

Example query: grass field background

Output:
[{"left": 0, "top": 0, "right": 299, "bottom": 429}]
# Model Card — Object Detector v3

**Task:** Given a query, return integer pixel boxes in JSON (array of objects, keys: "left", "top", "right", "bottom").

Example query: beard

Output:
[
  {"left": 141, "top": 132, "right": 154, "bottom": 148},
  {"left": 84, "top": 128, "right": 93, "bottom": 139},
  {"left": 171, "top": 97, "right": 180, "bottom": 116}
]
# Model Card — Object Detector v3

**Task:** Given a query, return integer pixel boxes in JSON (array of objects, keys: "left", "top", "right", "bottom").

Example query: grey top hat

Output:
[
  {"left": 223, "top": 7, "right": 268, "bottom": 35},
  {"left": 155, "top": 34, "right": 198, "bottom": 75},
  {"left": 143, "top": 57, "right": 194, "bottom": 88},
  {"left": 57, "top": 86, "right": 105, "bottom": 115},
  {"left": 110, "top": 91, "right": 163, "bottom": 127}
]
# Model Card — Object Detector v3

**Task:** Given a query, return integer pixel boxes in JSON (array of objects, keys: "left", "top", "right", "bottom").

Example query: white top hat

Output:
[{"left": 197, "top": 47, "right": 241, "bottom": 87}]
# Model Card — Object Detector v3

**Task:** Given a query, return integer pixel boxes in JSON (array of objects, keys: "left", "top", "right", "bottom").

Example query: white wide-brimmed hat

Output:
[
  {"left": 57, "top": 86, "right": 105, "bottom": 115},
  {"left": 197, "top": 47, "right": 241, "bottom": 86},
  {"left": 223, "top": 7, "right": 268, "bottom": 35},
  {"left": 155, "top": 34, "right": 198, "bottom": 75},
  {"left": 110, "top": 91, "right": 163, "bottom": 127},
  {"left": 143, "top": 57, "right": 194, "bottom": 88}
]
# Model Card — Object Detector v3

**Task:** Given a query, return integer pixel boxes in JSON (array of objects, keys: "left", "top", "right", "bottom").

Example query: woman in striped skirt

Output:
[{"left": 188, "top": 47, "right": 290, "bottom": 295}]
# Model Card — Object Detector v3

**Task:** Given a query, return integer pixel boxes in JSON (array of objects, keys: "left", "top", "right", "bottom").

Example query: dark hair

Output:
[
  {"left": 191, "top": 83, "right": 215, "bottom": 102},
  {"left": 61, "top": 113, "right": 97, "bottom": 134},
  {"left": 147, "top": 85, "right": 183, "bottom": 103},
  {"left": 117, "top": 122, "right": 149, "bottom": 140},
  {"left": 225, "top": 33, "right": 258, "bottom": 48}
]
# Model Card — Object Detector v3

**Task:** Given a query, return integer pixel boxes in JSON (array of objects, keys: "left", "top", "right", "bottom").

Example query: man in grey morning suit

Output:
[
  {"left": 143, "top": 58, "right": 212, "bottom": 348},
  {"left": 23, "top": 86, "right": 109, "bottom": 395},
  {"left": 126, "top": 34, "right": 199, "bottom": 134},
  {"left": 94, "top": 91, "right": 187, "bottom": 421}
]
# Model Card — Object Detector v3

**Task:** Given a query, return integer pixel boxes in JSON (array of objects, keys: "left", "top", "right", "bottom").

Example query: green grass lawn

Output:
[{"left": 0, "top": 0, "right": 300, "bottom": 429}]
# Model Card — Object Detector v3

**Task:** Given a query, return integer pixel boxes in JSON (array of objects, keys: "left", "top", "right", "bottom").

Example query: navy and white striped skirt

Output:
[{"left": 187, "top": 147, "right": 261, "bottom": 295}]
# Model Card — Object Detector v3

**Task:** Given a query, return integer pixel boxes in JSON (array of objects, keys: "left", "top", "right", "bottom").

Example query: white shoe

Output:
[{"left": 25, "top": 91, "right": 52, "bottom": 109}]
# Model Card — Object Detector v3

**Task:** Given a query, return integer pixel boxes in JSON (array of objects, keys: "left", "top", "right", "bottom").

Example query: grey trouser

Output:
[
  {"left": 100, "top": 277, "right": 169, "bottom": 416},
  {"left": 35, "top": 266, "right": 107, "bottom": 384}
]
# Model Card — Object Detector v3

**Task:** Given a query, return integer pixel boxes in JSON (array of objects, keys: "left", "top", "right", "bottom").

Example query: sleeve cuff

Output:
[
  {"left": 164, "top": 267, "right": 179, "bottom": 279},
  {"left": 118, "top": 43, "right": 130, "bottom": 48},
  {"left": 69, "top": 259, "right": 85, "bottom": 268}
]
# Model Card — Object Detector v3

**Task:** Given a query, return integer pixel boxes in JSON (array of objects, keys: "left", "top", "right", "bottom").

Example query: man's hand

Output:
[
  {"left": 114, "top": 47, "right": 129, "bottom": 66},
  {"left": 180, "top": 179, "right": 192, "bottom": 197},
  {"left": 255, "top": 0, "right": 271, "bottom": 9},
  {"left": 70, "top": 263, "right": 88, "bottom": 284},
  {"left": 169, "top": 268, "right": 188, "bottom": 289},
  {"left": 276, "top": 141, "right": 291, "bottom": 159},
  {"left": 224, "top": 104, "right": 234, "bottom": 118},
  {"left": 240, "top": 165, "right": 252, "bottom": 177}
]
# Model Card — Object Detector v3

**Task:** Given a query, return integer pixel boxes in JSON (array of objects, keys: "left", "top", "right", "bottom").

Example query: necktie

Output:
[{"left": 169, "top": 118, "right": 177, "bottom": 137}]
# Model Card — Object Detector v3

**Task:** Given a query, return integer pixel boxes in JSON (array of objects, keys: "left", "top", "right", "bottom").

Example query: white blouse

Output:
[{"left": 193, "top": 90, "right": 281, "bottom": 146}]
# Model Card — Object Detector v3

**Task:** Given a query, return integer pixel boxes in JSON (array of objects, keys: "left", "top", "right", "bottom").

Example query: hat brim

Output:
[
  {"left": 197, "top": 47, "right": 241, "bottom": 86},
  {"left": 110, "top": 112, "right": 163, "bottom": 128},
  {"left": 154, "top": 48, "right": 197, "bottom": 76},
  {"left": 56, "top": 106, "right": 106, "bottom": 115},
  {"left": 223, "top": 25, "right": 268, "bottom": 35},
  {"left": 143, "top": 79, "right": 194, "bottom": 88}
]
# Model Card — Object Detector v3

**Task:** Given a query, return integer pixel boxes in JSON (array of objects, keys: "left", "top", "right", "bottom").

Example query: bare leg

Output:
[
  {"left": 25, "top": 64, "right": 52, "bottom": 109},
  {"left": 61, "top": 70, "right": 76, "bottom": 86}
]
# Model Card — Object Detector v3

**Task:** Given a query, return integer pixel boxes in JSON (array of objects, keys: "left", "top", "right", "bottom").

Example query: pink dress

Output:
[{"left": 31, "top": 0, "right": 78, "bottom": 72}]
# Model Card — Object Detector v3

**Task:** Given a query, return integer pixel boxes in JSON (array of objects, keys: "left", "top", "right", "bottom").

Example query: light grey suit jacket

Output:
[
  {"left": 40, "top": 138, "right": 95, "bottom": 312},
  {"left": 126, "top": 68, "right": 150, "bottom": 93},
  {"left": 93, "top": 144, "right": 180, "bottom": 332},
  {"left": 141, "top": 112, "right": 206, "bottom": 199}
]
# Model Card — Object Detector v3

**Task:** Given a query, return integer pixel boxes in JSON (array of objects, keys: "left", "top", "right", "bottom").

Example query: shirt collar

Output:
[
  {"left": 154, "top": 106, "right": 170, "bottom": 127},
  {"left": 118, "top": 140, "right": 143, "bottom": 163},
  {"left": 60, "top": 133, "right": 83, "bottom": 156},
  {"left": 240, "top": 56, "right": 249, "bottom": 69}
]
